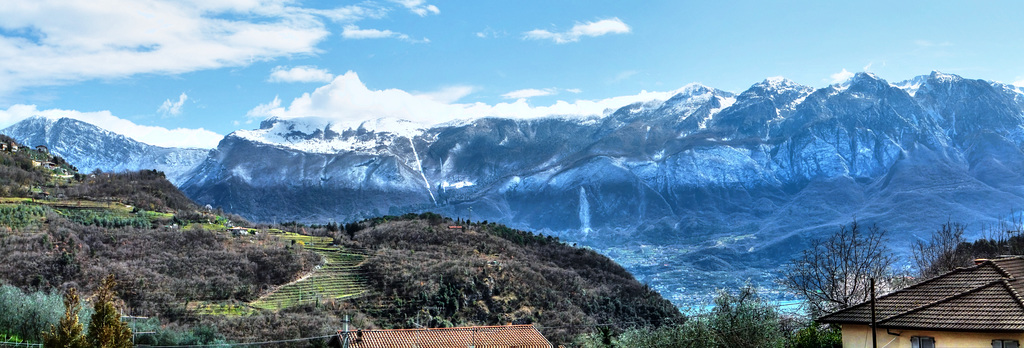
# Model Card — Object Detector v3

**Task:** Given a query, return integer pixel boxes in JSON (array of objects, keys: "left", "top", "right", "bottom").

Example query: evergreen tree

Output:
[
  {"left": 86, "top": 275, "right": 132, "bottom": 348},
  {"left": 42, "top": 287, "right": 88, "bottom": 348}
]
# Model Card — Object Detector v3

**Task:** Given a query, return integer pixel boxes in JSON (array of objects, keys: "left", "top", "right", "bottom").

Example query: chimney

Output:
[{"left": 975, "top": 258, "right": 989, "bottom": 265}]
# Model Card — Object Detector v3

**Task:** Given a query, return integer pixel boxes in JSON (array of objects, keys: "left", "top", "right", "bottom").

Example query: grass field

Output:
[
  {"left": 249, "top": 232, "right": 368, "bottom": 311},
  {"left": 0, "top": 197, "right": 132, "bottom": 211},
  {"left": 189, "top": 301, "right": 259, "bottom": 316}
]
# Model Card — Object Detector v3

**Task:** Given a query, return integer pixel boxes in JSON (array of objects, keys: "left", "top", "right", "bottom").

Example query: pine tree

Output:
[
  {"left": 42, "top": 287, "right": 88, "bottom": 348},
  {"left": 86, "top": 275, "right": 132, "bottom": 348}
]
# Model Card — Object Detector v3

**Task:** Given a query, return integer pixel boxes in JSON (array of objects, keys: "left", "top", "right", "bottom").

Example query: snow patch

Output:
[
  {"left": 441, "top": 180, "right": 475, "bottom": 190},
  {"left": 231, "top": 167, "right": 252, "bottom": 182},
  {"left": 891, "top": 75, "right": 929, "bottom": 97},
  {"left": 407, "top": 137, "right": 437, "bottom": 206},
  {"left": 233, "top": 116, "right": 425, "bottom": 154}
]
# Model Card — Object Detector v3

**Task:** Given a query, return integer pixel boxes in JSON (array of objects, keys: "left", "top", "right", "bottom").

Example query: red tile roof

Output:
[
  {"left": 819, "top": 256, "right": 1024, "bottom": 332},
  {"left": 332, "top": 325, "right": 553, "bottom": 348}
]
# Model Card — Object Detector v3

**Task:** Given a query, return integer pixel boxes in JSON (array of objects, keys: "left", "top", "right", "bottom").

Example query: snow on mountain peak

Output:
[
  {"left": 929, "top": 70, "right": 961, "bottom": 83},
  {"left": 850, "top": 72, "right": 885, "bottom": 85},
  {"left": 892, "top": 75, "right": 929, "bottom": 97},
  {"left": 671, "top": 83, "right": 715, "bottom": 98},
  {"left": 234, "top": 116, "right": 426, "bottom": 154},
  {"left": 759, "top": 76, "right": 800, "bottom": 90}
]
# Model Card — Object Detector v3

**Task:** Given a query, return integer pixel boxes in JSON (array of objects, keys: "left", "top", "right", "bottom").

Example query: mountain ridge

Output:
[
  {"left": 8, "top": 71, "right": 1024, "bottom": 306},
  {"left": 0, "top": 116, "right": 208, "bottom": 185}
]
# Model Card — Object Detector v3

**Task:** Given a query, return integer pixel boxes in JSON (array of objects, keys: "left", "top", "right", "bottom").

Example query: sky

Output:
[{"left": 1, "top": 0, "right": 1024, "bottom": 149}]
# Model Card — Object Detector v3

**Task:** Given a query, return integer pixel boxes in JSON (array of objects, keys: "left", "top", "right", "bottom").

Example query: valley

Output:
[{"left": 7, "top": 71, "right": 1024, "bottom": 312}]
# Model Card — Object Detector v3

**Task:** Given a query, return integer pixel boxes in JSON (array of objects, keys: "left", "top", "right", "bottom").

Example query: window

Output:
[
  {"left": 994, "top": 339, "right": 1021, "bottom": 348},
  {"left": 911, "top": 336, "right": 935, "bottom": 348}
]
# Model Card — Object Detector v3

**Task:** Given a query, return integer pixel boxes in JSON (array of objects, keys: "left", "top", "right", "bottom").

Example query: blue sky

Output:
[{"left": 1, "top": 0, "right": 1023, "bottom": 148}]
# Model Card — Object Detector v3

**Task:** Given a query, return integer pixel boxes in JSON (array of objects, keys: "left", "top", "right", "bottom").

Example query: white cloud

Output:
[
  {"left": 158, "top": 92, "right": 188, "bottom": 116},
  {"left": 268, "top": 65, "right": 334, "bottom": 83},
  {"left": 0, "top": 104, "right": 222, "bottom": 148},
  {"left": 830, "top": 69, "right": 855, "bottom": 84},
  {"left": 524, "top": 18, "right": 631, "bottom": 44},
  {"left": 420, "top": 85, "right": 476, "bottom": 103},
  {"left": 0, "top": 0, "right": 385, "bottom": 95},
  {"left": 247, "top": 71, "right": 683, "bottom": 128},
  {"left": 502, "top": 88, "right": 557, "bottom": 99},
  {"left": 341, "top": 25, "right": 426, "bottom": 42},
  {"left": 501, "top": 87, "right": 583, "bottom": 100},
  {"left": 475, "top": 27, "right": 503, "bottom": 39},
  {"left": 390, "top": 0, "right": 439, "bottom": 16}
]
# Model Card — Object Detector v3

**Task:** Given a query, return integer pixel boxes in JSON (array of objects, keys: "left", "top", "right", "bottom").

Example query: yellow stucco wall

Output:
[{"left": 842, "top": 324, "right": 1024, "bottom": 348}]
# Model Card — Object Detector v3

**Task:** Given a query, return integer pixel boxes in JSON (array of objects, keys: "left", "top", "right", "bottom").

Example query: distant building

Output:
[
  {"left": 0, "top": 143, "right": 7, "bottom": 151},
  {"left": 328, "top": 325, "right": 553, "bottom": 348},
  {"left": 819, "top": 256, "right": 1024, "bottom": 348},
  {"left": 228, "top": 227, "right": 250, "bottom": 236}
]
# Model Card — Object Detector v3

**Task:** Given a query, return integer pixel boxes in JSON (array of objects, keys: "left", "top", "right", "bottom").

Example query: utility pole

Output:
[
  {"left": 341, "top": 315, "right": 350, "bottom": 348},
  {"left": 121, "top": 308, "right": 153, "bottom": 346},
  {"left": 468, "top": 207, "right": 472, "bottom": 225},
  {"left": 870, "top": 278, "right": 877, "bottom": 348}
]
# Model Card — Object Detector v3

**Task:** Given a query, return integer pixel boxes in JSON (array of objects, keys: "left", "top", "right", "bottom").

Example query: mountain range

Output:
[
  {"left": 0, "top": 116, "right": 208, "bottom": 185},
  {"left": 7, "top": 71, "right": 1024, "bottom": 306}
]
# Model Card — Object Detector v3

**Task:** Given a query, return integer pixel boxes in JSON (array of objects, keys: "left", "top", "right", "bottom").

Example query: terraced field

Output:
[
  {"left": 250, "top": 233, "right": 368, "bottom": 310},
  {"left": 190, "top": 301, "right": 259, "bottom": 316}
]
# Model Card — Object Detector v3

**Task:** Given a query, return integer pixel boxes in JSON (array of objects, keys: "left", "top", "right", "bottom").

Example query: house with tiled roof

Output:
[
  {"left": 327, "top": 324, "right": 552, "bottom": 348},
  {"left": 819, "top": 256, "right": 1024, "bottom": 348}
]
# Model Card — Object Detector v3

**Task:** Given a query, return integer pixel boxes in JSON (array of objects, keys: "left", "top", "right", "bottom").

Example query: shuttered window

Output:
[
  {"left": 994, "top": 339, "right": 1020, "bottom": 348},
  {"left": 911, "top": 336, "right": 935, "bottom": 348}
]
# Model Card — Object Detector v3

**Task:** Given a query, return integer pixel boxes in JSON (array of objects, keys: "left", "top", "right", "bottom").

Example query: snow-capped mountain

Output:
[
  {"left": 0, "top": 117, "right": 208, "bottom": 185},
  {"left": 11, "top": 71, "right": 1024, "bottom": 306},
  {"left": 180, "top": 71, "right": 1024, "bottom": 260}
]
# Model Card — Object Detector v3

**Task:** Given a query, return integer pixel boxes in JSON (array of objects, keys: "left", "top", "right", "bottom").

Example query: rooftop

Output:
[
  {"left": 819, "top": 256, "right": 1024, "bottom": 332},
  {"left": 329, "top": 324, "right": 552, "bottom": 348}
]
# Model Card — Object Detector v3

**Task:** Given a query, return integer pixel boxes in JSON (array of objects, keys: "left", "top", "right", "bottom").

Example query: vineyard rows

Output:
[{"left": 250, "top": 233, "right": 368, "bottom": 310}]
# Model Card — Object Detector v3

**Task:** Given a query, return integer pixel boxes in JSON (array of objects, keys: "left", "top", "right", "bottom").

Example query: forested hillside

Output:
[
  {"left": 0, "top": 137, "right": 683, "bottom": 346},
  {"left": 342, "top": 214, "right": 683, "bottom": 343}
]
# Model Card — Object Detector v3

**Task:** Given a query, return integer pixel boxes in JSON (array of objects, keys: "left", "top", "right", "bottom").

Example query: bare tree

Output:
[
  {"left": 781, "top": 221, "right": 897, "bottom": 316},
  {"left": 913, "top": 221, "right": 970, "bottom": 278}
]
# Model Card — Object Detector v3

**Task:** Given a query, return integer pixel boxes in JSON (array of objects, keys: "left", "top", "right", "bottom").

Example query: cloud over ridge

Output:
[
  {"left": 248, "top": 71, "right": 681, "bottom": 128},
  {"left": 0, "top": 104, "right": 222, "bottom": 149}
]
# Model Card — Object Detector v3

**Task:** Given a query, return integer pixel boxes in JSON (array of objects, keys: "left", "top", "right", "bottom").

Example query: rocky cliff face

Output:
[
  {"left": 1, "top": 117, "right": 208, "bottom": 185},
  {"left": 180, "top": 72, "right": 1024, "bottom": 256}
]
